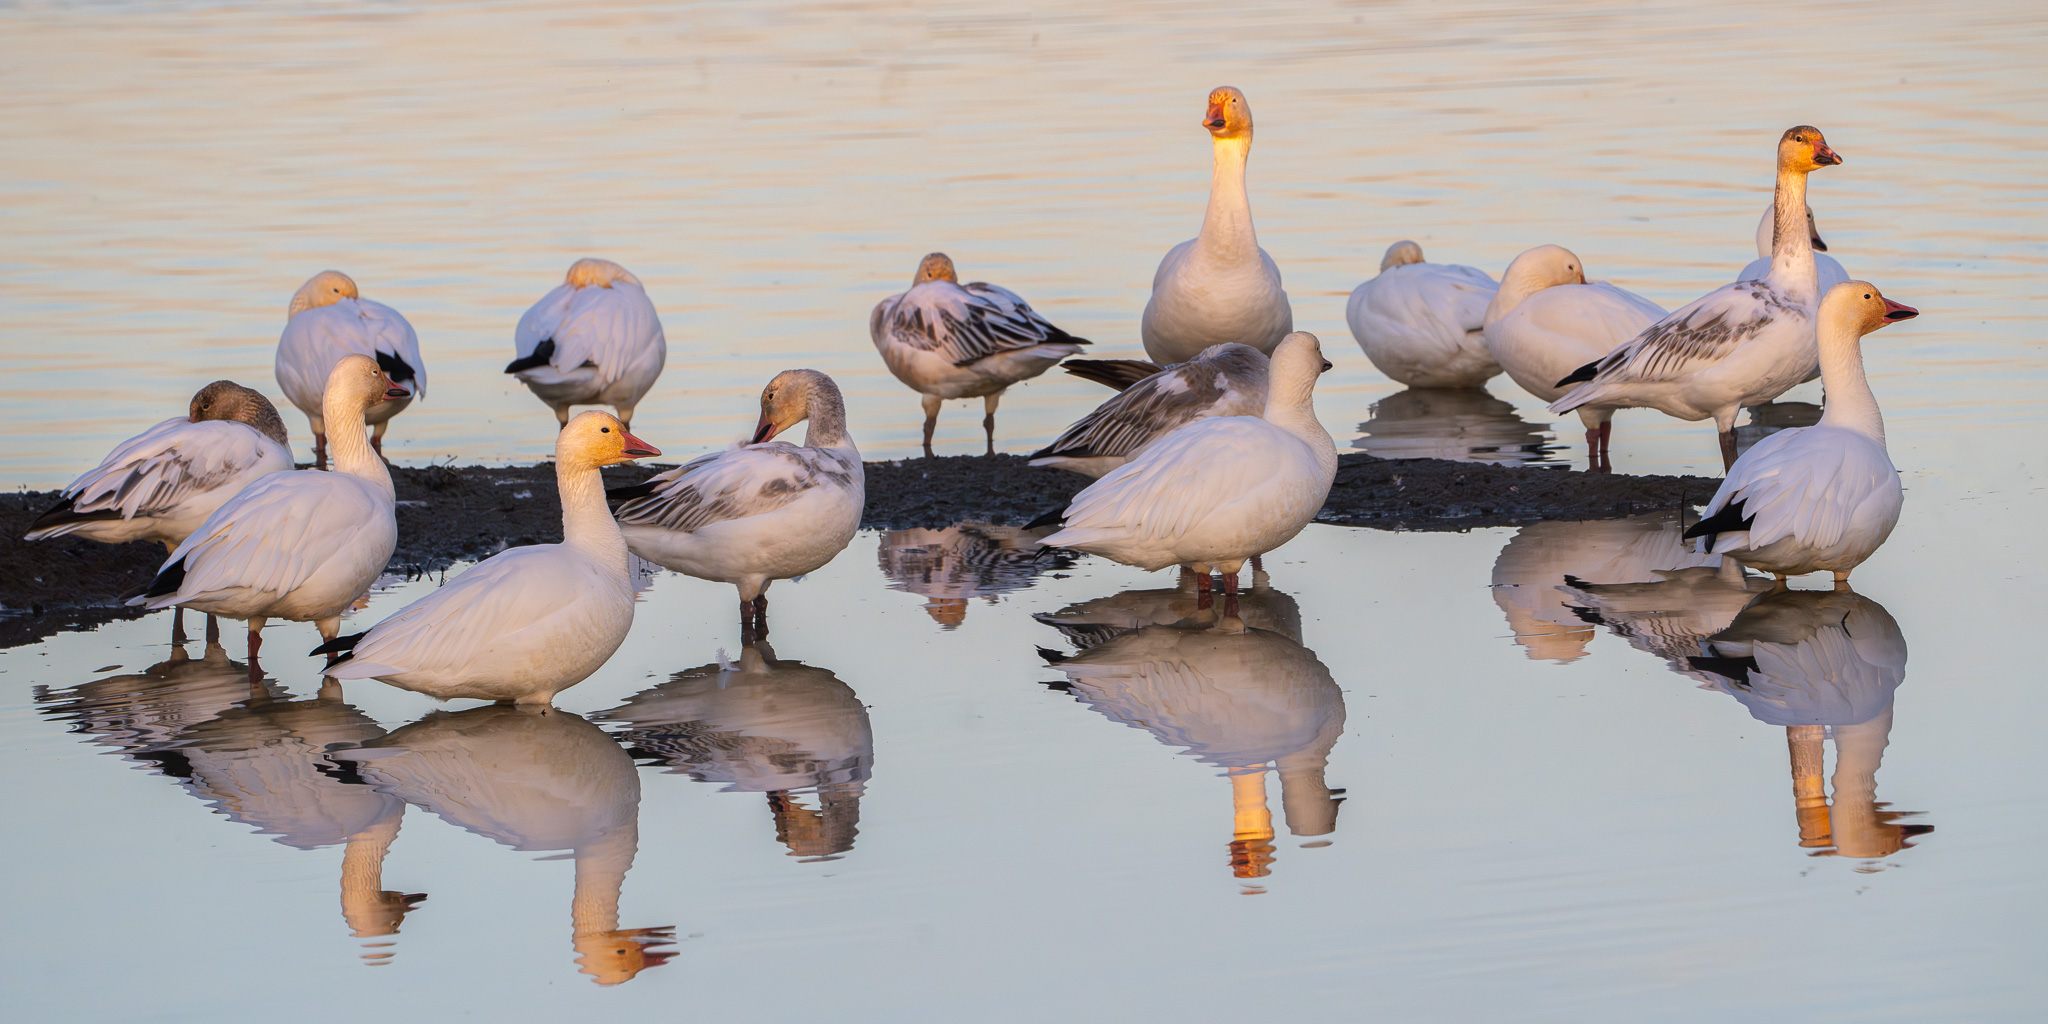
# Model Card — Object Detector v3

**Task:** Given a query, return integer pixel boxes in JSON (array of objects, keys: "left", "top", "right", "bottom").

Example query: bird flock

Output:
[{"left": 25, "top": 86, "right": 1921, "bottom": 706}]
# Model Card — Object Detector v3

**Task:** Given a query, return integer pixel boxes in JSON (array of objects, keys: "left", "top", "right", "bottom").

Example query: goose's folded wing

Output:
[
  {"left": 1032, "top": 363, "right": 1224, "bottom": 461},
  {"left": 532, "top": 281, "right": 665, "bottom": 388},
  {"left": 58, "top": 420, "right": 287, "bottom": 521},
  {"left": 1708, "top": 430, "right": 1891, "bottom": 550},
  {"left": 1062, "top": 418, "right": 1296, "bottom": 543},
  {"left": 1572, "top": 282, "right": 1784, "bottom": 386},
  {"left": 1527, "top": 283, "right": 1666, "bottom": 347},
  {"left": 513, "top": 284, "right": 578, "bottom": 362},
  {"left": 613, "top": 445, "right": 857, "bottom": 533},
  {"left": 162, "top": 474, "right": 388, "bottom": 600},
  {"left": 334, "top": 547, "right": 582, "bottom": 675},
  {"left": 355, "top": 299, "right": 426, "bottom": 391},
  {"left": 882, "top": 282, "right": 1086, "bottom": 367}
]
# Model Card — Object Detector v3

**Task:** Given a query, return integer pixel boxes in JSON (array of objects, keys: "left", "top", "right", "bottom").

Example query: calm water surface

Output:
[{"left": 2, "top": 0, "right": 2045, "bottom": 1020}]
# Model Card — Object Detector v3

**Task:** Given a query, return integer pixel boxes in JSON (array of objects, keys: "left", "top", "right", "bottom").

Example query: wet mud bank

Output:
[{"left": 2, "top": 453, "right": 1715, "bottom": 647}]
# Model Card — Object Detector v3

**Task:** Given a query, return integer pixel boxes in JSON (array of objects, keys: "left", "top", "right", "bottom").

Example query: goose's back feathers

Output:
[
  {"left": 28, "top": 418, "right": 292, "bottom": 545},
  {"left": 1029, "top": 344, "right": 1268, "bottom": 475},
  {"left": 873, "top": 279, "right": 1086, "bottom": 368},
  {"left": 1346, "top": 262, "right": 1500, "bottom": 388},
  {"left": 615, "top": 443, "right": 861, "bottom": 536},
  {"left": 1690, "top": 425, "right": 1902, "bottom": 572},
  {"left": 1551, "top": 278, "right": 1811, "bottom": 417},
  {"left": 141, "top": 470, "right": 397, "bottom": 620},
  {"left": 1487, "top": 282, "right": 1666, "bottom": 403},
  {"left": 277, "top": 297, "right": 426, "bottom": 409},
  {"left": 512, "top": 275, "right": 666, "bottom": 395}
]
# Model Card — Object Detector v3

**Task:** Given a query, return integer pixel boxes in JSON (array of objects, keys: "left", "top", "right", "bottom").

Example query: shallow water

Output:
[{"left": 3, "top": 1, "right": 2046, "bottom": 1020}]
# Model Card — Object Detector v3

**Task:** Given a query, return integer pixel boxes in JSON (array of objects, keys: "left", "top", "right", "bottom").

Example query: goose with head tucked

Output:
[
  {"left": 1551, "top": 127, "right": 1843, "bottom": 468},
  {"left": 871, "top": 253, "right": 1090, "bottom": 457},
  {"left": 1346, "top": 241, "right": 1501, "bottom": 388},
  {"left": 506, "top": 258, "right": 667, "bottom": 430},
  {"left": 1683, "top": 282, "right": 1917, "bottom": 582},
  {"left": 316, "top": 411, "right": 661, "bottom": 704},
  {"left": 1028, "top": 343, "right": 1269, "bottom": 478},
  {"left": 1140, "top": 86, "right": 1292, "bottom": 365},
  {"left": 134, "top": 356, "right": 408, "bottom": 675},
  {"left": 274, "top": 270, "right": 425, "bottom": 469},
  {"left": 1040, "top": 332, "right": 1336, "bottom": 609},
  {"left": 1483, "top": 245, "right": 1667, "bottom": 470},
  {"left": 609, "top": 370, "right": 862, "bottom": 640}
]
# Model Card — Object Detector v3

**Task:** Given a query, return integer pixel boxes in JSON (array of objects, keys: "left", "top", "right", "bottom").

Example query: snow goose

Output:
[
  {"left": 1551, "top": 127, "right": 1843, "bottom": 468},
  {"left": 1141, "top": 86, "right": 1292, "bottom": 364},
  {"left": 1739, "top": 202, "right": 1850, "bottom": 295},
  {"left": 1346, "top": 241, "right": 1501, "bottom": 388},
  {"left": 871, "top": 253, "right": 1090, "bottom": 456},
  {"left": 610, "top": 370, "right": 862, "bottom": 639},
  {"left": 1040, "top": 332, "right": 1336, "bottom": 609},
  {"left": 1483, "top": 245, "right": 1666, "bottom": 470},
  {"left": 506, "top": 258, "right": 667, "bottom": 429},
  {"left": 274, "top": 270, "right": 426, "bottom": 468},
  {"left": 317, "top": 411, "right": 661, "bottom": 704},
  {"left": 1683, "top": 282, "right": 1917, "bottom": 582},
  {"left": 134, "top": 356, "right": 409, "bottom": 675},
  {"left": 1028, "top": 343, "right": 1268, "bottom": 478}
]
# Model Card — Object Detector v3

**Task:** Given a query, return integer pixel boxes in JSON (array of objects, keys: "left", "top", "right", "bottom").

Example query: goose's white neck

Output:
[
  {"left": 324, "top": 391, "right": 394, "bottom": 497},
  {"left": 1263, "top": 370, "right": 1338, "bottom": 477},
  {"left": 1767, "top": 166, "right": 1818, "bottom": 305},
  {"left": 1195, "top": 135, "right": 1257, "bottom": 264},
  {"left": 1484, "top": 271, "right": 1554, "bottom": 328},
  {"left": 570, "top": 821, "right": 638, "bottom": 938},
  {"left": 557, "top": 458, "right": 629, "bottom": 567},
  {"left": 1815, "top": 318, "right": 1886, "bottom": 445},
  {"left": 802, "top": 386, "right": 856, "bottom": 455}
]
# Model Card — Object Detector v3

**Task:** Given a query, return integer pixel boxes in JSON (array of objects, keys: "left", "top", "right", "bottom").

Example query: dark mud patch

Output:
[{"left": 4, "top": 453, "right": 1715, "bottom": 647}]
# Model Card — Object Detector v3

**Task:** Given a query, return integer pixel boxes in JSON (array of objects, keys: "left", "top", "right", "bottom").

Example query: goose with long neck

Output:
[
  {"left": 1481, "top": 244, "right": 1666, "bottom": 470},
  {"left": 275, "top": 270, "right": 426, "bottom": 469},
  {"left": 1140, "top": 86, "right": 1293, "bottom": 365},
  {"left": 1551, "top": 126, "right": 1844, "bottom": 469},
  {"left": 1041, "top": 332, "right": 1336, "bottom": 611},
  {"left": 318, "top": 411, "right": 661, "bottom": 704},
  {"left": 1684, "top": 282, "right": 1918, "bottom": 581},
  {"left": 135, "top": 356, "right": 406, "bottom": 676},
  {"left": 506, "top": 257, "right": 668, "bottom": 430},
  {"left": 611, "top": 370, "right": 865, "bottom": 640},
  {"left": 1346, "top": 240, "right": 1502, "bottom": 388}
]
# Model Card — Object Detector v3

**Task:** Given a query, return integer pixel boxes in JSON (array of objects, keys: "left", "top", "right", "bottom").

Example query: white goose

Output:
[
  {"left": 611, "top": 370, "right": 863, "bottom": 637},
  {"left": 1551, "top": 127, "right": 1843, "bottom": 468},
  {"left": 1028, "top": 343, "right": 1268, "bottom": 478},
  {"left": 318, "top": 411, "right": 661, "bottom": 704},
  {"left": 1041, "top": 332, "right": 1336, "bottom": 604},
  {"left": 1739, "top": 202, "right": 1850, "bottom": 294},
  {"left": 506, "top": 258, "right": 667, "bottom": 429},
  {"left": 1483, "top": 245, "right": 1666, "bottom": 469},
  {"left": 870, "top": 252, "right": 1090, "bottom": 456},
  {"left": 134, "top": 356, "right": 408, "bottom": 672},
  {"left": 274, "top": 271, "right": 425, "bottom": 468},
  {"left": 1683, "top": 282, "right": 1917, "bottom": 582},
  {"left": 1346, "top": 241, "right": 1501, "bottom": 388},
  {"left": 1140, "top": 86, "right": 1292, "bottom": 364}
]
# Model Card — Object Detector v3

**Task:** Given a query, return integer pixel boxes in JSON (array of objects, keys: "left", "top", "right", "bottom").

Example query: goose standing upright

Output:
[
  {"left": 1551, "top": 127, "right": 1843, "bottom": 468},
  {"left": 1041, "top": 332, "right": 1337, "bottom": 608},
  {"left": 1028, "top": 343, "right": 1269, "bottom": 478},
  {"left": 1683, "top": 282, "right": 1917, "bottom": 582},
  {"left": 506, "top": 258, "right": 667, "bottom": 429},
  {"left": 871, "top": 252, "right": 1090, "bottom": 457},
  {"left": 1140, "top": 87, "right": 1292, "bottom": 364},
  {"left": 317, "top": 412, "right": 661, "bottom": 704},
  {"left": 1482, "top": 245, "right": 1666, "bottom": 469},
  {"left": 1739, "top": 202, "right": 1850, "bottom": 294},
  {"left": 134, "top": 356, "right": 408, "bottom": 674},
  {"left": 610, "top": 370, "right": 863, "bottom": 639},
  {"left": 1346, "top": 241, "right": 1501, "bottom": 388},
  {"left": 274, "top": 271, "right": 426, "bottom": 469}
]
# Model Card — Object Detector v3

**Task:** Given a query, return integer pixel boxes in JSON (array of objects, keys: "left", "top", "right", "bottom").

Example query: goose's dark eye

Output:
[
  {"left": 601, "top": 426, "right": 611, "bottom": 433},
  {"left": 1864, "top": 293, "right": 1872, "bottom": 299}
]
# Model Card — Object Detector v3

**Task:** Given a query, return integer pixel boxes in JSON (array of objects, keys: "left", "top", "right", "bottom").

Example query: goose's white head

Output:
[
  {"left": 1777, "top": 125, "right": 1842, "bottom": 175},
  {"left": 565, "top": 258, "right": 640, "bottom": 289},
  {"left": 1380, "top": 240, "right": 1426, "bottom": 271},
  {"left": 288, "top": 270, "right": 359, "bottom": 319},
  {"left": 912, "top": 252, "right": 958, "bottom": 286},
  {"left": 752, "top": 369, "right": 841, "bottom": 444},
  {"left": 1270, "top": 331, "right": 1333, "bottom": 385},
  {"left": 324, "top": 354, "right": 410, "bottom": 413},
  {"left": 1501, "top": 244, "right": 1586, "bottom": 290},
  {"left": 1204, "top": 86, "right": 1252, "bottom": 141},
  {"left": 1820, "top": 281, "right": 1918, "bottom": 339},
  {"left": 1755, "top": 203, "right": 1827, "bottom": 259},
  {"left": 557, "top": 410, "right": 661, "bottom": 471}
]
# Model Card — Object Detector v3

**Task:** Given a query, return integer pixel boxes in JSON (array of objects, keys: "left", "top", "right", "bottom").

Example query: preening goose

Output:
[
  {"left": 318, "top": 411, "right": 661, "bottom": 704},
  {"left": 506, "top": 258, "right": 667, "bottom": 429},
  {"left": 1040, "top": 332, "right": 1337, "bottom": 609},
  {"left": 274, "top": 271, "right": 426, "bottom": 468},
  {"left": 870, "top": 252, "right": 1090, "bottom": 456},
  {"left": 1482, "top": 245, "right": 1666, "bottom": 470},
  {"left": 135, "top": 356, "right": 408, "bottom": 676},
  {"left": 1739, "top": 202, "right": 1850, "bottom": 295},
  {"left": 1028, "top": 343, "right": 1268, "bottom": 478},
  {"left": 1346, "top": 241, "right": 1501, "bottom": 388},
  {"left": 1551, "top": 127, "right": 1843, "bottom": 468},
  {"left": 611, "top": 370, "right": 862, "bottom": 639},
  {"left": 1140, "top": 86, "right": 1293, "bottom": 364},
  {"left": 1683, "top": 282, "right": 1916, "bottom": 582}
]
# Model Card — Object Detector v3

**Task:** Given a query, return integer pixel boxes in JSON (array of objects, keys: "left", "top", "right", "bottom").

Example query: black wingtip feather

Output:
[
  {"left": 1681, "top": 498, "right": 1753, "bottom": 551},
  {"left": 1555, "top": 360, "right": 1602, "bottom": 388},
  {"left": 1024, "top": 507, "right": 1067, "bottom": 530},
  {"left": 142, "top": 558, "right": 188, "bottom": 600},
  {"left": 1687, "top": 654, "right": 1759, "bottom": 686},
  {"left": 27, "top": 496, "right": 122, "bottom": 533},
  {"left": 504, "top": 338, "right": 556, "bottom": 374},
  {"left": 375, "top": 350, "right": 417, "bottom": 383},
  {"left": 1037, "top": 647, "right": 1071, "bottom": 665},
  {"left": 1061, "top": 358, "right": 1164, "bottom": 392},
  {"left": 309, "top": 631, "right": 368, "bottom": 658}
]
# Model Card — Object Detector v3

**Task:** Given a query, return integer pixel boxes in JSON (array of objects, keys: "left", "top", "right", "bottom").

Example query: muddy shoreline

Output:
[{"left": 2, "top": 453, "right": 1715, "bottom": 647}]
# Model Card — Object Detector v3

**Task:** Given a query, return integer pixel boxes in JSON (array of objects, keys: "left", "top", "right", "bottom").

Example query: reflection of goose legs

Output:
[
  {"left": 1228, "top": 769, "right": 1276, "bottom": 887},
  {"left": 339, "top": 804, "right": 425, "bottom": 965},
  {"left": 1786, "top": 725, "right": 1832, "bottom": 848},
  {"left": 1828, "top": 706, "right": 1932, "bottom": 859},
  {"left": 741, "top": 592, "right": 769, "bottom": 644},
  {"left": 246, "top": 616, "right": 267, "bottom": 683}
]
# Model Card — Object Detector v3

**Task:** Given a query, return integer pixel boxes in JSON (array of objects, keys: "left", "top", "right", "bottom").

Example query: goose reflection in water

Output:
[
  {"left": 1035, "top": 565, "right": 1303, "bottom": 647},
  {"left": 1038, "top": 608, "right": 1345, "bottom": 892},
  {"left": 1352, "top": 387, "right": 1555, "bottom": 465},
  {"left": 1687, "top": 586, "right": 1931, "bottom": 863},
  {"left": 37, "top": 646, "right": 422, "bottom": 964},
  {"left": 1491, "top": 514, "right": 1742, "bottom": 664},
  {"left": 878, "top": 521, "right": 1079, "bottom": 628},
  {"left": 334, "top": 705, "right": 675, "bottom": 984},
  {"left": 1732, "top": 400, "right": 1824, "bottom": 459},
  {"left": 594, "top": 642, "right": 873, "bottom": 861}
]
